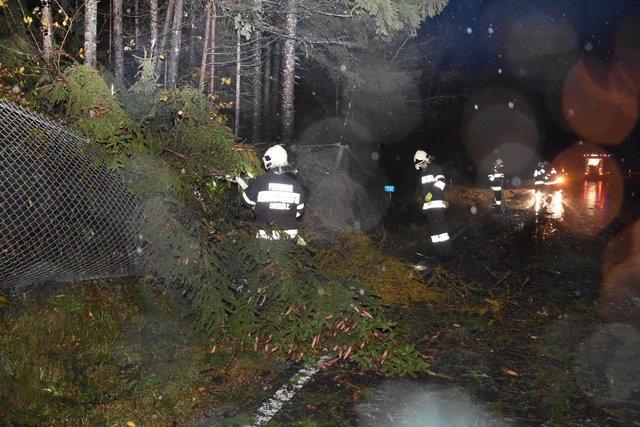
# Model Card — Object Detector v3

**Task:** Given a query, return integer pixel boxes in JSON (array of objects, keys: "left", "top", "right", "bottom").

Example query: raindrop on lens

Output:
[
  {"left": 466, "top": 27, "right": 473, "bottom": 34},
  {"left": 88, "top": 109, "right": 96, "bottom": 118},
  {"left": 512, "top": 176, "right": 522, "bottom": 187},
  {"left": 318, "top": 287, "right": 325, "bottom": 296},
  {"left": 470, "top": 205, "right": 478, "bottom": 215}
]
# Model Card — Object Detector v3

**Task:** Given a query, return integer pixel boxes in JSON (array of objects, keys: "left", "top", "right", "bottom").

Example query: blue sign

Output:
[{"left": 384, "top": 185, "right": 395, "bottom": 193}]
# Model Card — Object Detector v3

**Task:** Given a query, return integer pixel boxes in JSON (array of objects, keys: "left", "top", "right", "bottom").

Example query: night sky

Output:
[{"left": 411, "top": 0, "right": 640, "bottom": 178}]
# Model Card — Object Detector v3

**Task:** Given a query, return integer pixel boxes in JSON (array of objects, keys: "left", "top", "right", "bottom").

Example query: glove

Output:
[
  {"left": 443, "top": 200, "right": 449, "bottom": 209},
  {"left": 424, "top": 192, "right": 433, "bottom": 202}
]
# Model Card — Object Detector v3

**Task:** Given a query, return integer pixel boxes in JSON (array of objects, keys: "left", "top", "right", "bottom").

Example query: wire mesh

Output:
[{"left": 0, "top": 99, "right": 145, "bottom": 290}]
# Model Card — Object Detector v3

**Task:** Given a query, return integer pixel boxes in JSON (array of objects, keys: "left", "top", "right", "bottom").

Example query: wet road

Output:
[{"left": 510, "top": 175, "right": 639, "bottom": 238}]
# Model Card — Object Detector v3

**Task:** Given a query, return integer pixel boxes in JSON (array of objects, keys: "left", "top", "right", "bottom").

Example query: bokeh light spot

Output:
[{"left": 562, "top": 58, "right": 638, "bottom": 145}]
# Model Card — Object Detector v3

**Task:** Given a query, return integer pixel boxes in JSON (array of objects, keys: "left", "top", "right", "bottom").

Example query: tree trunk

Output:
[
  {"left": 234, "top": 25, "right": 241, "bottom": 138},
  {"left": 83, "top": 0, "right": 98, "bottom": 68},
  {"left": 262, "top": 43, "right": 271, "bottom": 136},
  {"left": 155, "top": 0, "right": 176, "bottom": 81},
  {"left": 150, "top": 0, "right": 159, "bottom": 60},
  {"left": 208, "top": 3, "right": 217, "bottom": 93},
  {"left": 41, "top": 0, "right": 53, "bottom": 74},
  {"left": 166, "top": 0, "right": 184, "bottom": 90},
  {"left": 251, "top": 0, "right": 263, "bottom": 143},
  {"left": 269, "top": 41, "right": 281, "bottom": 140},
  {"left": 189, "top": 2, "right": 196, "bottom": 69},
  {"left": 134, "top": 0, "right": 140, "bottom": 42},
  {"left": 281, "top": 0, "right": 297, "bottom": 143},
  {"left": 112, "top": 0, "right": 124, "bottom": 83},
  {"left": 198, "top": 3, "right": 211, "bottom": 91}
]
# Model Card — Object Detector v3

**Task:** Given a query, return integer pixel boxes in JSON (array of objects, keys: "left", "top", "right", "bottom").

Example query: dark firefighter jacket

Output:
[
  {"left": 420, "top": 163, "right": 448, "bottom": 211},
  {"left": 488, "top": 167, "right": 505, "bottom": 192},
  {"left": 242, "top": 169, "right": 304, "bottom": 231}
]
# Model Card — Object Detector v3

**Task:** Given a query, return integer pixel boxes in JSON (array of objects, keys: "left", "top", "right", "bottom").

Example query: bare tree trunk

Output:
[
  {"left": 41, "top": 0, "right": 53, "bottom": 74},
  {"left": 269, "top": 41, "right": 281, "bottom": 140},
  {"left": 251, "top": 0, "right": 263, "bottom": 143},
  {"left": 155, "top": 0, "right": 176, "bottom": 81},
  {"left": 198, "top": 3, "right": 211, "bottom": 91},
  {"left": 234, "top": 25, "right": 241, "bottom": 138},
  {"left": 166, "top": 0, "right": 184, "bottom": 90},
  {"left": 113, "top": 0, "right": 124, "bottom": 83},
  {"left": 134, "top": 0, "right": 140, "bottom": 42},
  {"left": 262, "top": 43, "right": 271, "bottom": 135},
  {"left": 208, "top": 3, "right": 217, "bottom": 93},
  {"left": 281, "top": 0, "right": 297, "bottom": 143},
  {"left": 83, "top": 0, "right": 98, "bottom": 68},
  {"left": 189, "top": 2, "right": 196, "bottom": 69},
  {"left": 150, "top": 0, "right": 159, "bottom": 59}
]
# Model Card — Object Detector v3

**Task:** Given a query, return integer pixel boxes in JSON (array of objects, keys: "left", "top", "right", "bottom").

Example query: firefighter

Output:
[
  {"left": 242, "top": 145, "right": 304, "bottom": 241},
  {"left": 533, "top": 160, "right": 558, "bottom": 208},
  {"left": 488, "top": 158, "right": 505, "bottom": 212},
  {"left": 414, "top": 149, "right": 452, "bottom": 258}
]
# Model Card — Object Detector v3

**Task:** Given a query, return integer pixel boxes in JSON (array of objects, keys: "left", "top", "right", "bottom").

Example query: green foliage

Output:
[
  {"left": 40, "top": 65, "right": 142, "bottom": 169},
  {"left": 152, "top": 227, "right": 431, "bottom": 376},
  {"left": 120, "top": 52, "right": 160, "bottom": 122},
  {"left": 350, "top": 0, "right": 450, "bottom": 38},
  {"left": 0, "top": 35, "right": 45, "bottom": 103},
  {"left": 142, "top": 86, "right": 261, "bottom": 208}
]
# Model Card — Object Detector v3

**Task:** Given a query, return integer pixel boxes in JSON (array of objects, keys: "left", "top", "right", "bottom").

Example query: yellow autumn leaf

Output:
[
  {"left": 23, "top": 16, "right": 33, "bottom": 25},
  {"left": 0, "top": 1, "right": 5, "bottom": 8},
  {"left": 124, "top": 46, "right": 131, "bottom": 51}
]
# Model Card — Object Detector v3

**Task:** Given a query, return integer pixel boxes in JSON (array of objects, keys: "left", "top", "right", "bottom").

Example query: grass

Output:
[{"left": 0, "top": 279, "right": 277, "bottom": 426}]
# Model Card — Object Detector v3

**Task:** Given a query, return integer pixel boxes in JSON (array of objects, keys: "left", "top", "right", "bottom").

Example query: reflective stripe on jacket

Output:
[
  {"left": 243, "top": 169, "right": 304, "bottom": 230},
  {"left": 420, "top": 163, "right": 447, "bottom": 211}
]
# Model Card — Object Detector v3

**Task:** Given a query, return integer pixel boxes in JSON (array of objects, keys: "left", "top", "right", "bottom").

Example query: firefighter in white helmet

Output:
[
  {"left": 414, "top": 149, "right": 452, "bottom": 258},
  {"left": 488, "top": 158, "right": 505, "bottom": 212},
  {"left": 533, "top": 160, "right": 557, "bottom": 208},
  {"left": 242, "top": 145, "right": 304, "bottom": 241}
]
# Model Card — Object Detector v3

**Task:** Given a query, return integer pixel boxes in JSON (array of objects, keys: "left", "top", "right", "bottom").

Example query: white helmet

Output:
[
  {"left": 494, "top": 158, "right": 504, "bottom": 168},
  {"left": 413, "top": 150, "right": 429, "bottom": 169},
  {"left": 263, "top": 145, "right": 289, "bottom": 169}
]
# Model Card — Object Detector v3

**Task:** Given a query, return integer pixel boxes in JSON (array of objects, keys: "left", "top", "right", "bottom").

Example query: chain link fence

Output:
[{"left": 0, "top": 99, "right": 145, "bottom": 290}]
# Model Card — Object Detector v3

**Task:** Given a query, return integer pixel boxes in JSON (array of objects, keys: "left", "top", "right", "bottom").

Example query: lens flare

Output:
[
  {"left": 462, "top": 87, "right": 538, "bottom": 178},
  {"left": 562, "top": 58, "right": 638, "bottom": 145}
]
